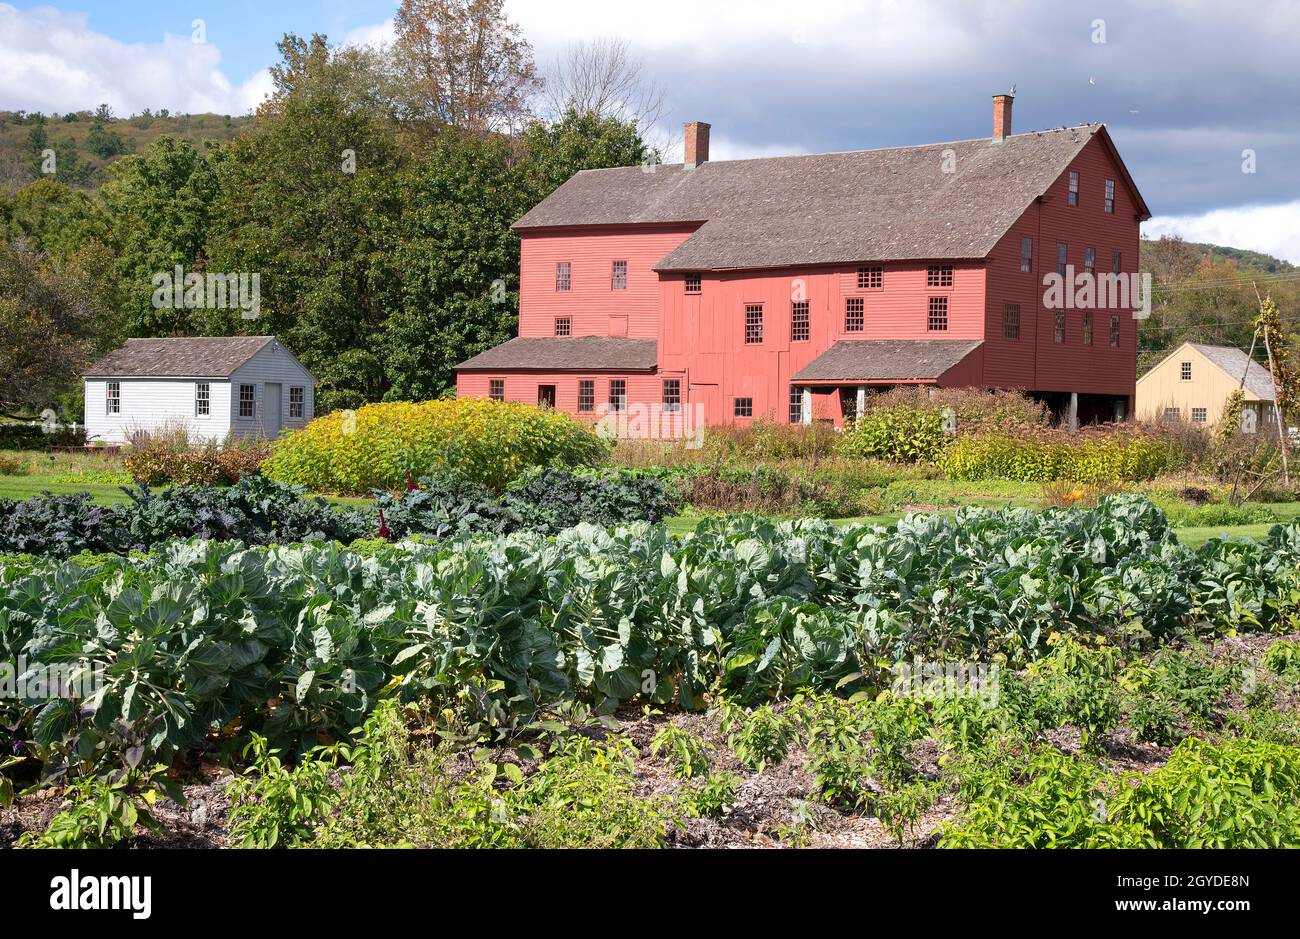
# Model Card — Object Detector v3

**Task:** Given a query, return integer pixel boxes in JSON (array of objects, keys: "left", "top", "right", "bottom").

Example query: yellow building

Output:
[{"left": 1136, "top": 341, "right": 1278, "bottom": 430}]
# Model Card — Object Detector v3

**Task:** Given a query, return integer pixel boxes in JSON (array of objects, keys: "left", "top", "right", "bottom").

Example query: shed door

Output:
[{"left": 263, "top": 383, "right": 282, "bottom": 438}]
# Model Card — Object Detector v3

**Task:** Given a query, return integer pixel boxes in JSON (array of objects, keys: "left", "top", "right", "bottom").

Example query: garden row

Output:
[
  {"left": 0, "top": 470, "right": 676, "bottom": 558},
  {"left": 2, "top": 496, "right": 1297, "bottom": 783}
]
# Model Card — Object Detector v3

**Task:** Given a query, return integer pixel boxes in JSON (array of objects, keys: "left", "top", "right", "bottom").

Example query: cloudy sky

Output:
[{"left": 2, "top": 0, "right": 1297, "bottom": 261}]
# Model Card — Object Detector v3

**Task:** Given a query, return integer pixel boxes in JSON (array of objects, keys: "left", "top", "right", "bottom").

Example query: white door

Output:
[{"left": 263, "top": 383, "right": 282, "bottom": 438}]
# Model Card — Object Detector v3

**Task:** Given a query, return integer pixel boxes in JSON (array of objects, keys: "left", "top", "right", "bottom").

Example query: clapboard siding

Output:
[
  {"left": 228, "top": 341, "right": 316, "bottom": 438},
  {"left": 83, "top": 337, "right": 315, "bottom": 444},
  {"left": 84, "top": 378, "right": 232, "bottom": 444}
]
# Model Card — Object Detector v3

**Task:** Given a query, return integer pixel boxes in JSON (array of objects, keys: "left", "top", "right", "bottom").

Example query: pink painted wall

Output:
[
  {"left": 657, "top": 261, "right": 986, "bottom": 426},
  {"left": 518, "top": 225, "right": 696, "bottom": 339},
  {"left": 983, "top": 135, "right": 1140, "bottom": 404}
]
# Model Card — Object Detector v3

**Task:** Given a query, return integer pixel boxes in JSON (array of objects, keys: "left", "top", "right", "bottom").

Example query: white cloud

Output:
[
  {"left": 0, "top": 3, "right": 265, "bottom": 115},
  {"left": 1144, "top": 202, "right": 1300, "bottom": 265}
]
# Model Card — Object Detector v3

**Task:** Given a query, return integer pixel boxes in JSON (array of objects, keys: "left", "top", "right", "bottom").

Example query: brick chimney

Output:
[
  {"left": 992, "top": 94, "right": 1013, "bottom": 142},
  {"left": 684, "top": 121, "right": 711, "bottom": 169}
]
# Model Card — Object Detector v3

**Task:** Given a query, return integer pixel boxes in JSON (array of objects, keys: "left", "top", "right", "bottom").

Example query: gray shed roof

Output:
[
  {"left": 1189, "top": 343, "right": 1277, "bottom": 401},
  {"left": 515, "top": 125, "right": 1148, "bottom": 272},
  {"left": 84, "top": 336, "right": 277, "bottom": 378},
  {"left": 793, "top": 339, "right": 983, "bottom": 382},
  {"left": 455, "top": 337, "right": 658, "bottom": 372}
]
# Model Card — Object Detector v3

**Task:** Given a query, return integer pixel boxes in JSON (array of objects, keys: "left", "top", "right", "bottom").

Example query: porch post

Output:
[
  {"left": 855, "top": 386, "right": 866, "bottom": 423},
  {"left": 801, "top": 387, "right": 812, "bottom": 425},
  {"left": 1068, "top": 392, "right": 1079, "bottom": 432}
]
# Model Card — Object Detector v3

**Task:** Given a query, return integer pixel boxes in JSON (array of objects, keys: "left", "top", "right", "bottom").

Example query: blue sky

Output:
[{"left": 2, "top": 1, "right": 1298, "bottom": 261}]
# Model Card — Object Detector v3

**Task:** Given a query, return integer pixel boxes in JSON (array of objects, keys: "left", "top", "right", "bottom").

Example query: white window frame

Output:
[
  {"left": 195, "top": 382, "right": 210, "bottom": 417},
  {"left": 289, "top": 386, "right": 305, "bottom": 419},
  {"left": 106, "top": 381, "right": 121, "bottom": 415}
]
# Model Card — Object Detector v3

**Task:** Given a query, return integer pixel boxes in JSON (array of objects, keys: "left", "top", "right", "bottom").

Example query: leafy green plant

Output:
[
  {"left": 679, "top": 771, "right": 741, "bottom": 818},
  {"left": 720, "top": 702, "right": 797, "bottom": 771},
  {"left": 226, "top": 733, "right": 343, "bottom": 848},
  {"left": 649, "top": 724, "right": 711, "bottom": 779},
  {"left": 16, "top": 765, "right": 180, "bottom": 849}
]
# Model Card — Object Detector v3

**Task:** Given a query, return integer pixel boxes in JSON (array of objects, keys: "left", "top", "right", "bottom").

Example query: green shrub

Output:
[
  {"left": 264, "top": 398, "right": 609, "bottom": 494},
  {"left": 939, "top": 431, "right": 1172, "bottom": 482},
  {"left": 837, "top": 405, "right": 947, "bottom": 463},
  {"left": 649, "top": 724, "right": 711, "bottom": 778}
]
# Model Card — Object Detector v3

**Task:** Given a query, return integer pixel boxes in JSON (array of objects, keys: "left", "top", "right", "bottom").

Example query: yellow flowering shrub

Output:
[{"left": 263, "top": 398, "right": 609, "bottom": 493}]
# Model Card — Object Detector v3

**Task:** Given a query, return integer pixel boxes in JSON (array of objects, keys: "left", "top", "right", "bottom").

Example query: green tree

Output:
[
  {"left": 101, "top": 136, "right": 220, "bottom": 335},
  {"left": 0, "top": 239, "right": 108, "bottom": 416},
  {"left": 206, "top": 33, "right": 405, "bottom": 411}
]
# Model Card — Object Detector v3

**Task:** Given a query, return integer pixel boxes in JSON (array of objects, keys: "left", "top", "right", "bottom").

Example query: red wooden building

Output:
[{"left": 456, "top": 95, "right": 1151, "bottom": 432}]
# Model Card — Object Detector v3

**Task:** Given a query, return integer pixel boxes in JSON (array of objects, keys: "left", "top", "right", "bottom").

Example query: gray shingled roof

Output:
[
  {"left": 455, "top": 337, "right": 658, "bottom": 372},
  {"left": 793, "top": 339, "right": 983, "bottom": 382},
  {"left": 515, "top": 125, "right": 1145, "bottom": 272},
  {"left": 1189, "top": 343, "right": 1277, "bottom": 401},
  {"left": 84, "top": 336, "right": 275, "bottom": 378}
]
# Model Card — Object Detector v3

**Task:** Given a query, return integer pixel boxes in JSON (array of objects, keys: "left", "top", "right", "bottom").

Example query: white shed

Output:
[{"left": 83, "top": 336, "right": 316, "bottom": 445}]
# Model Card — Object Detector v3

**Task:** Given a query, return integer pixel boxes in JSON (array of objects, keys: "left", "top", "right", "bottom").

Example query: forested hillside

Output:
[{"left": 0, "top": 1, "right": 658, "bottom": 419}]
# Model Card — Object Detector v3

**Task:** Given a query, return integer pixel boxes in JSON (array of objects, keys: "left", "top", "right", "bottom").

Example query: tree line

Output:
[{"left": 0, "top": 0, "right": 656, "bottom": 418}]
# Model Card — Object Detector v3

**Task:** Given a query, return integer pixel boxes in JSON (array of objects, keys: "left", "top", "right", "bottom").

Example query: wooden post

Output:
[
  {"left": 1068, "top": 392, "right": 1079, "bottom": 432},
  {"left": 1262, "top": 328, "right": 1290, "bottom": 484},
  {"left": 801, "top": 388, "right": 812, "bottom": 425}
]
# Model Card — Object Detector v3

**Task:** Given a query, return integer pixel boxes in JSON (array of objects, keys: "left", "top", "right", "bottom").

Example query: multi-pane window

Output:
[
  {"left": 733, "top": 397, "right": 753, "bottom": 418},
  {"left": 289, "top": 386, "right": 304, "bottom": 419},
  {"left": 1054, "top": 311, "right": 1066, "bottom": 343},
  {"left": 1104, "top": 179, "right": 1115, "bottom": 214},
  {"left": 927, "top": 264, "right": 954, "bottom": 287},
  {"left": 1084, "top": 247, "right": 1095, "bottom": 274},
  {"left": 106, "top": 381, "right": 121, "bottom": 415},
  {"left": 1057, "top": 242, "right": 1068, "bottom": 277},
  {"left": 239, "top": 383, "right": 255, "bottom": 418},
  {"left": 685, "top": 273, "right": 701, "bottom": 295},
  {"left": 1020, "top": 237, "right": 1033, "bottom": 273},
  {"left": 1112, "top": 250, "right": 1122, "bottom": 275},
  {"left": 555, "top": 261, "right": 571, "bottom": 292},
  {"left": 489, "top": 379, "right": 505, "bottom": 401},
  {"left": 744, "top": 304, "right": 764, "bottom": 343},
  {"left": 857, "top": 266, "right": 883, "bottom": 289},
  {"left": 554, "top": 317, "right": 572, "bottom": 337},
  {"left": 1109, "top": 315, "right": 1120, "bottom": 348},
  {"left": 662, "top": 379, "right": 681, "bottom": 413},
  {"left": 609, "top": 379, "right": 627, "bottom": 412},
  {"left": 927, "top": 296, "right": 948, "bottom": 331},
  {"left": 1192, "top": 408, "right": 1208, "bottom": 423},
  {"left": 1003, "top": 303, "right": 1020, "bottom": 340},
  {"left": 195, "top": 382, "right": 210, "bottom": 417},
  {"left": 1180, "top": 361, "right": 1192, "bottom": 381},
  {"left": 611, "top": 260, "right": 628, "bottom": 290},
  {"left": 1082, "top": 311, "right": 1093, "bottom": 345},
  {"left": 844, "top": 297, "right": 865, "bottom": 332},
  {"left": 1068, "top": 171, "right": 1079, "bottom": 206},
  {"left": 788, "top": 387, "right": 803, "bottom": 424},
  {"left": 1165, "top": 407, "right": 1181, "bottom": 420},
  {"left": 577, "top": 380, "right": 595, "bottom": 412},
  {"left": 791, "top": 300, "right": 810, "bottom": 341}
]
